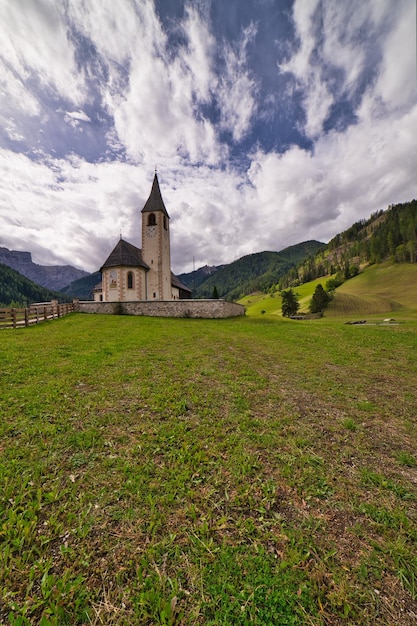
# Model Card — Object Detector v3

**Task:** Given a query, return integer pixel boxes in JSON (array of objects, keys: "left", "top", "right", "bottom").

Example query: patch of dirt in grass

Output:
[
  {"left": 269, "top": 485, "right": 309, "bottom": 523},
  {"left": 322, "top": 509, "right": 368, "bottom": 563},
  {"left": 375, "top": 573, "right": 417, "bottom": 626},
  {"left": 305, "top": 507, "right": 417, "bottom": 625}
]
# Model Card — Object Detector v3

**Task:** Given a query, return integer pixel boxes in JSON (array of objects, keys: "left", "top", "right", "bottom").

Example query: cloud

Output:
[
  {"left": 280, "top": 0, "right": 415, "bottom": 138},
  {"left": 0, "top": 0, "right": 415, "bottom": 278},
  {"left": 250, "top": 106, "right": 416, "bottom": 252},
  {"left": 217, "top": 22, "right": 259, "bottom": 142},
  {"left": 0, "top": 0, "right": 85, "bottom": 104},
  {"left": 0, "top": 148, "right": 147, "bottom": 269},
  {"left": 65, "top": 1, "right": 259, "bottom": 163},
  {"left": 280, "top": 0, "right": 333, "bottom": 138},
  {"left": 372, "top": 1, "right": 416, "bottom": 110},
  {"left": 85, "top": 2, "right": 222, "bottom": 165},
  {"left": 64, "top": 110, "right": 91, "bottom": 123}
]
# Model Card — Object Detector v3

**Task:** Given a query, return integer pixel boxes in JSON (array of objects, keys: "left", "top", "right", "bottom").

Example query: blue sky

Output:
[{"left": 0, "top": 0, "right": 415, "bottom": 274}]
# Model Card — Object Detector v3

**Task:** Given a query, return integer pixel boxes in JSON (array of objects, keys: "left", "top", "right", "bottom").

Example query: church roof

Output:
[
  {"left": 100, "top": 239, "right": 149, "bottom": 272},
  {"left": 141, "top": 173, "right": 169, "bottom": 218},
  {"left": 171, "top": 272, "right": 192, "bottom": 294}
]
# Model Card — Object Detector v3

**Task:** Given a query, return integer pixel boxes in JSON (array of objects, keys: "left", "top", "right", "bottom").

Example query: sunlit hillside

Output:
[
  {"left": 239, "top": 277, "right": 326, "bottom": 317},
  {"left": 326, "top": 263, "right": 417, "bottom": 317},
  {"left": 240, "top": 263, "right": 417, "bottom": 319}
]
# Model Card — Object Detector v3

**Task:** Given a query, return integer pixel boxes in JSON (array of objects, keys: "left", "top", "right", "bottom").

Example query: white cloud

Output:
[
  {"left": 320, "top": 4, "right": 368, "bottom": 92},
  {"left": 0, "top": 63, "right": 40, "bottom": 118},
  {"left": 218, "top": 23, "right": 259, "bottom": 142},
  {"left": 73, "top": 1, "right": 223, "bottom": 166},
  {"left": 284, "top": 0, "right": 320, "bottom": 80},
  {"left": 280, "top": 0, "right": 416, "bottom": 138},
  {"left": 0, "top": 149, "right": 149, "bottom": 269},
  {"left": 0, "top": 0, "right": 86, "bottom": 105},
  {"left": 65, "top": 110, "right": 91, "bottom": 123},
  {"left": 178, "top": 5, "right": 217, "bottom": 104},
  {"left": 0, "top": 0, "right": 415, "bottom": 279},
  {"left": 62, "top": 109, "right": 92, "bottom": 130},
  {"left": 3, "top": 119, "right": 25, "bottom": 143},
  {"left": 245, "top": 99, "right": 417, "bottom": 252},
  {"left": 373, "top": 1, "right": 416, "bottom": 110},
  {"left": 280, "top": 0, "right": 334, "bottom": 138}
]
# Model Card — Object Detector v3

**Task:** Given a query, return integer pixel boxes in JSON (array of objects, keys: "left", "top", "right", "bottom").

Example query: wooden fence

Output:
[{"left": 0, "top": 301, "right": 74, "bottom": 329}]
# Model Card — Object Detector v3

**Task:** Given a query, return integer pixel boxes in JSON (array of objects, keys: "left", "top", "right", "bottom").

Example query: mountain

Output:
[
  {"left": 0, "top": 247, "right": 89, "bottom": 291},
  {"left": 60, "top": 271, "right": 102, "bottom": 300},
  {"left": 0, "top": 263, "right": 72, "bottom": 306},
  {"left": 180, "top": 200, "right": 416, "bottom": 302},
  {"left": 279, "top": 199, "right": 417, "bottom": 289},
  {"left": 177, "top": 264, "right": 224, "bottom": 291},
  {"left": 182, "top": 240, "right": 324, "bottom": 300}
]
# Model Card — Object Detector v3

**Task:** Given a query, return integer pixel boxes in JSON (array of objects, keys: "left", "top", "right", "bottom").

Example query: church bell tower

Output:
[{"left": 141, "top": 173, "right": 172, "bottom": 300}]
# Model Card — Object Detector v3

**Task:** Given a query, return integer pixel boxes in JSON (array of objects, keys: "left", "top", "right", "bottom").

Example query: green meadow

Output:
[
  {"left": 241, "top": 263, "right": 417, "bottom": 319},
  {"left": 1, "top": 310, "right": 417, "bottom": 624}
]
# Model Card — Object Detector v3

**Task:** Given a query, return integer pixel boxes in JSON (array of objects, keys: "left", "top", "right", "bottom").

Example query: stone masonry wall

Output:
[{"left": 73, "top": 299, "right": 245, "bottom": 319}]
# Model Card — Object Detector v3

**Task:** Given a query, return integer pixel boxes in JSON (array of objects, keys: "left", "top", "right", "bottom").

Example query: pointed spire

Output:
[{"left": 141, "top": 172, "right": 169, "bottom": 217}]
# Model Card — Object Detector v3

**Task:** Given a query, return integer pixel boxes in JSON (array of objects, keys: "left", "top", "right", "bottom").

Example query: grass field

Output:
[
  {"left": 240, "top": 277, "right": 327, "bottom": 317},
  {"left": 241, "top": 263, "right": 417, "bottom": 320},
  {"left": 327, "top": 264, "right": 417, "bottom": 319},
  {"left": 1, "top": 313, "right": 417, "bottom": 625}
]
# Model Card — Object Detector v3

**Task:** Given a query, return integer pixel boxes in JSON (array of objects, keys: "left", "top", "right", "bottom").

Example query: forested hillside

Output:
[
  {"left": 60, "top": 271, "right": 101, "bottom": 300},
  {"left": 0, "top": 263, "right": 72, "bottom": 306},
  {"left": 191, "top": 240, "right": 323, "bottom": 300},
  {"left": 279, "top": 200, "right": 417, "bottom": 289}
]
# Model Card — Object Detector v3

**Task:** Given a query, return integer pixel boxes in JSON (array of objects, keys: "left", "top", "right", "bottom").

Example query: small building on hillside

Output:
[{"left": 94, "top": 173, "right": 191, "bottom": 302}]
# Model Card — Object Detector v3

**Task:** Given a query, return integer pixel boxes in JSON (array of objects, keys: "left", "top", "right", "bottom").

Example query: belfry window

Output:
[
  {"left": 148, "top": 213, "right": 156, "bottom": 226},
  {"left": 163, "top": 216, "right": 167, "bottom": 230},
  {"left": 127, "top": 271, "right": 134, "bottom": 289}
]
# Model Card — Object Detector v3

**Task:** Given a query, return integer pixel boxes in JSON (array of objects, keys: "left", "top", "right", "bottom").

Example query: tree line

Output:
[
  {"left": 0, "top": 263, "right": 70, "bottom": 306},
  {"left": 279, "top": 200, "right": 417, "bottom": 290},
  {"left": 192, "top": 242, "right": 323, "bottom": 301}
]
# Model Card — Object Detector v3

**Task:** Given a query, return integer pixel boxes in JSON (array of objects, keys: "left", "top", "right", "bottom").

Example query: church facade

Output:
[{"left": 94, "top": 174, "right": 191, "bottom": 302}]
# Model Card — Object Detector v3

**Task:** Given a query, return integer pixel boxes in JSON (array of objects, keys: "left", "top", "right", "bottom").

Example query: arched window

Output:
[
  {"left": 148, "top": 213, "right": 156, "bottom": 226},
  {"left": 127, "top": 271, "right": 134, "bottom": 289},
  {"left": 163, "top": 215, "right": 167, "bottom": 230}
]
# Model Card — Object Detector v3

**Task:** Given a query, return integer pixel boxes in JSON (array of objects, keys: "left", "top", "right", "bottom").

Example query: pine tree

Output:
[
  {"left": 281, "top": 289, "right": 299, "bottom": 317},
  {"left": 309, "top": 284, "right": 330, "bottom": 314}
]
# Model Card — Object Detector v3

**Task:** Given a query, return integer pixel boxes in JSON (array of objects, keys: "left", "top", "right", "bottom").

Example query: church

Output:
[{"left": 94, "top": 173, "right": 191, "bottom": 302}]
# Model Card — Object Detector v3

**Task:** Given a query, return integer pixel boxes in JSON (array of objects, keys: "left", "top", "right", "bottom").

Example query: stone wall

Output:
[{"left": 73, "top": 299, "right": 245, "bottom": 319}]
